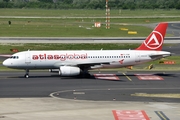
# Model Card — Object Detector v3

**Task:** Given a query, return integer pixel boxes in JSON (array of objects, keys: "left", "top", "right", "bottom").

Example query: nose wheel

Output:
[
  {"left": 24, "top": 69, "right": 29, "bottom": 78},
  {"left": 24, "top": 74, "right": 29, "bottom": 78}
]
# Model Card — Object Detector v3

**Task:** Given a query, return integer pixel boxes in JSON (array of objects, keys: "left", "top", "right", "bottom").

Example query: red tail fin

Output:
[{"left": 136, "top": 22, "right": 168, "bottom": 51}]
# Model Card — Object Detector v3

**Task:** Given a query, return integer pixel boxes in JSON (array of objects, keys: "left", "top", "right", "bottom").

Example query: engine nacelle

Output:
[{"left": 59, "top": 66, "right": 81, "bottom": 76}]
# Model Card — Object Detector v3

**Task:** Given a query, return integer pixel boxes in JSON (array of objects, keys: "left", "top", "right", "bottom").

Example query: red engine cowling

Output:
[{"left": 59, "top": 66, "right": 81, "bottom": 76}]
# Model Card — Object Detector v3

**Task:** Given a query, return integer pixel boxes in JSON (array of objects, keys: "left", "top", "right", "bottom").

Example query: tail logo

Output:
[{"left": 144, "top": 31, "right": 163, "bottom": 50}]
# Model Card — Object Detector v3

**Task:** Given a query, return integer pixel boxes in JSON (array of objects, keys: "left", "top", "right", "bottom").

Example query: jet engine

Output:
[{"left": 59, "top": 66, "right": 81, "bottom": 76}]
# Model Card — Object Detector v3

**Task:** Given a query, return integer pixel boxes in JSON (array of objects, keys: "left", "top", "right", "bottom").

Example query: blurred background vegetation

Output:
[{"left": 1, "top": 0, "right": 180, "bottom": 10}]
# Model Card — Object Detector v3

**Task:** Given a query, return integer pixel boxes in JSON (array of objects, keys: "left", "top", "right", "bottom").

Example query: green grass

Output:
[
  {"left": 0, "top": 43, "right": 175, "bottom": 53},
  {"left": 0, "top": 43, "right": 142, "bottom": 54},
  {"left": 0, "top": 19, "right": 155, "bottom": 37},
  {"left": 1, "top": 9, "right": 180, "bottom": 17},
  {"left": 0, "top": 9, "right": 179, "bottom": 37},
  {"left": 0, "top": 18, "right": 176, "bottom": 37}
]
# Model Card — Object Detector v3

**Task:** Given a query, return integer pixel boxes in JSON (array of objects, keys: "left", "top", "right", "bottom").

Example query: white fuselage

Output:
[{"left": 3, "top": 50, "right": 171, "bottom": 70}]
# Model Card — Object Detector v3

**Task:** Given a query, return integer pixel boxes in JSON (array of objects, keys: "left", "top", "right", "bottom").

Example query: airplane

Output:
[{"left": 3, "top": 22, "right": 171, "bottom": 78}]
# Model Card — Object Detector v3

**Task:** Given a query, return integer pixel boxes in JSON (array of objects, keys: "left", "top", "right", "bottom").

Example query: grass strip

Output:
[{"left": 1, "top": 9, "right": 180, "bottom": 17}]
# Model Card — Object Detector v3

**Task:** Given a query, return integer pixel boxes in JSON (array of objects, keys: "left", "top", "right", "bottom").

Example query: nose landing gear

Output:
[{"left": 24, "top": 69, "right": 29, "bottom": 78}]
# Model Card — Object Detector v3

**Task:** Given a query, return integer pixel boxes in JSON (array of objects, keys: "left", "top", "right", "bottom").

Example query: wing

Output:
[
  {"left": 77, "top": 61, "right": 111, "bottom": 69},
  {"left": 53, "top": 61, "right": 111, "bottom": 69}
]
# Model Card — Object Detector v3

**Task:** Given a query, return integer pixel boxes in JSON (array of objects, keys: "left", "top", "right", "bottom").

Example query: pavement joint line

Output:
[{"left": 122, "top": 72, "right": 132, "bottom": 81}]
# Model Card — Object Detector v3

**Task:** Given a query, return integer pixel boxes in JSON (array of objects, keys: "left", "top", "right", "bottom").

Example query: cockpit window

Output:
[{"left": 10, "top": 56, "right": 19, "bottom": 59}]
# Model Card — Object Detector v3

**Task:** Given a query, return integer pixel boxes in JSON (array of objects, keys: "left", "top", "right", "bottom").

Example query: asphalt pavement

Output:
[{"left": 0, "top": 70, "right": 180, "bottom": 120}]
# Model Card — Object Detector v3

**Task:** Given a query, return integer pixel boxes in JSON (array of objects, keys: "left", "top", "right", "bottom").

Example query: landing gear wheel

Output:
[
  {"left": 25, "top": 74, "right": 29, "bottom": 78},
  {"left": 24, "top": 69, "right": 29, "bottom": 78}
]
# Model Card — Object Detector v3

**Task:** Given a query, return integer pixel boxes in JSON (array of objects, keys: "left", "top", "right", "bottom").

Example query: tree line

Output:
[{"left": 1, "top": 0, "right": 180, "bottom": 9}]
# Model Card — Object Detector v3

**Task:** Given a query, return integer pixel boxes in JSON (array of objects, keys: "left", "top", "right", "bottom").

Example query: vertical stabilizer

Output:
[{"left": 136, "top": 22, "right": 168, "bottom": 51}]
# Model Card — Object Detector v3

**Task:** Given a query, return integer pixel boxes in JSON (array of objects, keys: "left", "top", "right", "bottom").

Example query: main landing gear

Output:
[
  {"left": 80, "top": 69, "right": 91, "bottom": 78},
  {"left": 24, "top": 69, "right": 29, "bottom": 78}
]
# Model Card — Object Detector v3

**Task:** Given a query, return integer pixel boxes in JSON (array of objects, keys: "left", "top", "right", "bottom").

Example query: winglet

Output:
[{"left": 136, "top": 22, "right": 168, "bottom": 51}]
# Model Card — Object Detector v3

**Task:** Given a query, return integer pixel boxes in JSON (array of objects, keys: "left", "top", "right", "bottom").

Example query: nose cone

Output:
[{"left": 3, "top": 60, "right": 10, "bottom": 67}]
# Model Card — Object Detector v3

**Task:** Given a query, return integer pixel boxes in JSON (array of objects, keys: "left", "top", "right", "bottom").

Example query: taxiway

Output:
[{"left": 0, "top": 71, "right": 180, "bottom": 120}]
